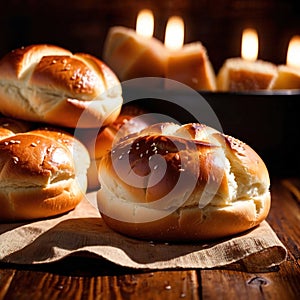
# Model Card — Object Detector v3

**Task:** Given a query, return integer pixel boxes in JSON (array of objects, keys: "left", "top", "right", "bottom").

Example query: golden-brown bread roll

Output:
[
  {"left": 77, "top": 105, "right": 155, "bottom": 191},
  {"left": 97, "top": 122, "right": 270, "bottom": 241},
  {"left": 217, "top": 58, "right": 278, "bottom": 91},
  {"left": 0, "top": 44, "right": 123, "bottom": 128},
  {"left": 0, "top": 119, "right": 90, "bottom": 222}
]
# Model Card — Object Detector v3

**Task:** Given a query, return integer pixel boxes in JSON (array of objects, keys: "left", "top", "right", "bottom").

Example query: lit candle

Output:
[
  {"left": 287, "top": 36, "right": 300, "bottom": 68},
  {"left": 136, "top": 9, "right": 154, "bottom": 38},
  {"left": 164, "top": 16, "right": 216, "bottom": 91},
  {"left": 273, "top": 35, "right": 300, "bottom": 89},
  {"left": 241, "top": 28, "right": 259, "bottom": 62},
  {"left": 103, "top": 9, "right": 167, "bottom": 81},
  {"left": 217, "top": 28, "right": 278, "bottom": 91},
  {"left": 164, "top": 16, "right": 184, "bottom": 51}
]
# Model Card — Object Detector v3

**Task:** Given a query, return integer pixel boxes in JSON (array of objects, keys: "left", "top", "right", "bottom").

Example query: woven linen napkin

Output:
[{"left": 0, "top": 192, "right": 287, "bottom": 271}]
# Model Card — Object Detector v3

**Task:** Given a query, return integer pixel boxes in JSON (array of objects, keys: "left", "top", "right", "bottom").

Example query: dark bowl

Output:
[
  {"left": 122, "top": 85, "right": 300, "bottom": 177},
  {"left": 200, "top": 90, "right": 300, "bottom": 177}
]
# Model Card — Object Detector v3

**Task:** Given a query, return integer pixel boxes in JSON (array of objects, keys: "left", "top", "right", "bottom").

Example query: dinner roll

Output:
[
  {"left": 0, "top": 122, "right": 90, "bottom": 222},
  {"left": 77, "top": 105, "right": 155, "bottom": 191},
  {"left": 97, "top": 122, "right": 270, "bottom": 241},
  {"left": 0, "top": 44, "right": 123, "bottom": 128}
]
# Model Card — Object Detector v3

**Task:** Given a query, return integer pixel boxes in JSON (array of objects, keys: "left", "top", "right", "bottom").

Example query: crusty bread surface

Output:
[
  {"left": 0, "top": 44, "right": 123, "bottom": 128},
  {"left": 0, "top": 117, "right": 90, "bottom": 222},
  {"left": 97, "top": 122, "right": 270, "bottom": 241}
]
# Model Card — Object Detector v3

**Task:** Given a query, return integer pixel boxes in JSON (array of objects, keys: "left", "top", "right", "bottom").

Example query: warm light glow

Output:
[
  {"left": 241, "top": 28, "right": 259, "bottom": 61},
  {"left": 287, "top": 35, "right": 300, "bottom": 68},
  {"left": 164, "top": 16, "right": 184, "bottom": 51},
  {"left": 136, "top": 9, "right": 154, "bottom": 38}
]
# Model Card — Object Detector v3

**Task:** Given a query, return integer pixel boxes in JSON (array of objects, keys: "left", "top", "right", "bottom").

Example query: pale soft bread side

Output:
[
  {"left": 97, "top": 122, "right": 270, "bottom": 241},
  {"left": 0, "top": 120, "right": 90, "bottom": 222},
  {"left": 103, "top": 26, "right": 168, "bottom": 81},
  {"left": 0, "top": 45, "right": 123, "bottom": 128},
  {"left": 217, "top": 58, "right": 278, "bottom": 91},
  {"left": 273, "top": 65, "right": 300, "bottom": 89},
  {"left": 165, "top": 42, "right": 217, "bottom": 91}
]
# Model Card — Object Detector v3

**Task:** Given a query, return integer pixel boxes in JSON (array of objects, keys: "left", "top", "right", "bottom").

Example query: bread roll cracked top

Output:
[
  {"left": 0, "top": 44, "right": 123, "bottom": 128},
  {"left": 0, "top": 118, "right": 90, "bottom": 222},
  {"left": 97, "top": 122, "right": 270, "bottom": 241}
]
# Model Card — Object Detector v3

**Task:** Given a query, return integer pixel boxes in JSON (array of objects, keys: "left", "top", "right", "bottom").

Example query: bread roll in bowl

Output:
[
  {"left": 0, "top": 121, "right": 90, "bottom": 222},
  {"left": 97, "top": 122, "right": 270, "bottom": 241},
  {"left": 0, "top": 44, "right": 123, "bottom": 128}
]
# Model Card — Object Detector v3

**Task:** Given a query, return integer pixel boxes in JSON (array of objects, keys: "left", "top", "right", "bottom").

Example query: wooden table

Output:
[{"left": 0, "top": 177, "right": 299, "bottom": 300}]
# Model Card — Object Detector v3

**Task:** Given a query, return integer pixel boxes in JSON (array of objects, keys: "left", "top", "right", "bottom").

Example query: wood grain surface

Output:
[{"left": 0, "top": 177, "right": 299, "bottom": 300}]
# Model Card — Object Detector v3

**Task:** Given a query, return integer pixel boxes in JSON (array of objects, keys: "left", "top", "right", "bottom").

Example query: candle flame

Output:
[
  {"left": 241, "top": 28, "right": 258, "bottom": 61},
  {"left": 164, "top": 16, "right": 184, "bottom": 51},
  {"left": 287, "top": 35, "right": 300, "bottom": 68},
  {"left": 136, "top": 9, "right": 154, "bottom": 38}
]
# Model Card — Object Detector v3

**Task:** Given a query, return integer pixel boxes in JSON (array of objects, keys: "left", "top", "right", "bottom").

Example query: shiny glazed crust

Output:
[
  {"left": 0, "top": 118, "right": 90, "bottom": 222},
  {"left": 0, "top": 44, "right": 123, "bottom": 128},
  {"left": 97, "top": 122, "right": 271, "bottom": 241}
]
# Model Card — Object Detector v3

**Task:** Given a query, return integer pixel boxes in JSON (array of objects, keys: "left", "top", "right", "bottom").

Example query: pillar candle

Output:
[
  {"left": 273, "top": 35, "right": 300, "bottom": 89},
  {"left": 103, "top": 10, "right": 167, "bottom": 82},
  {"left": 216, "top": 28, "right": 278, "bottom": 91},
  {"left": 164, "top": 16, "right": 216, "bottom": 91}
]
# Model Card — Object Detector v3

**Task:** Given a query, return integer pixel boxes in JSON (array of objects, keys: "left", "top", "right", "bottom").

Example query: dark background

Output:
[
  {"left": 0, "top": 0, "right": 299, "bottom": 73},
  {"left": 0, "top": 0, "right": 300, "bottom": 175}
]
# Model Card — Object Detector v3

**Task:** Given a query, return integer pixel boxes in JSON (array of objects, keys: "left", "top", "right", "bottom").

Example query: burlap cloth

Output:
[{"left": 0, "top": 193, "right": 287, "bottom": 271}]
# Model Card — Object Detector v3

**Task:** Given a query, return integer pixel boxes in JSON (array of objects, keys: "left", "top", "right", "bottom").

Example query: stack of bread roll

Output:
[
  {"left": 0, "top": 44, "right": 157, "bottom": 222},
  {"left": 0, "top": 44, "right": 127, "bottom": 222}
]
